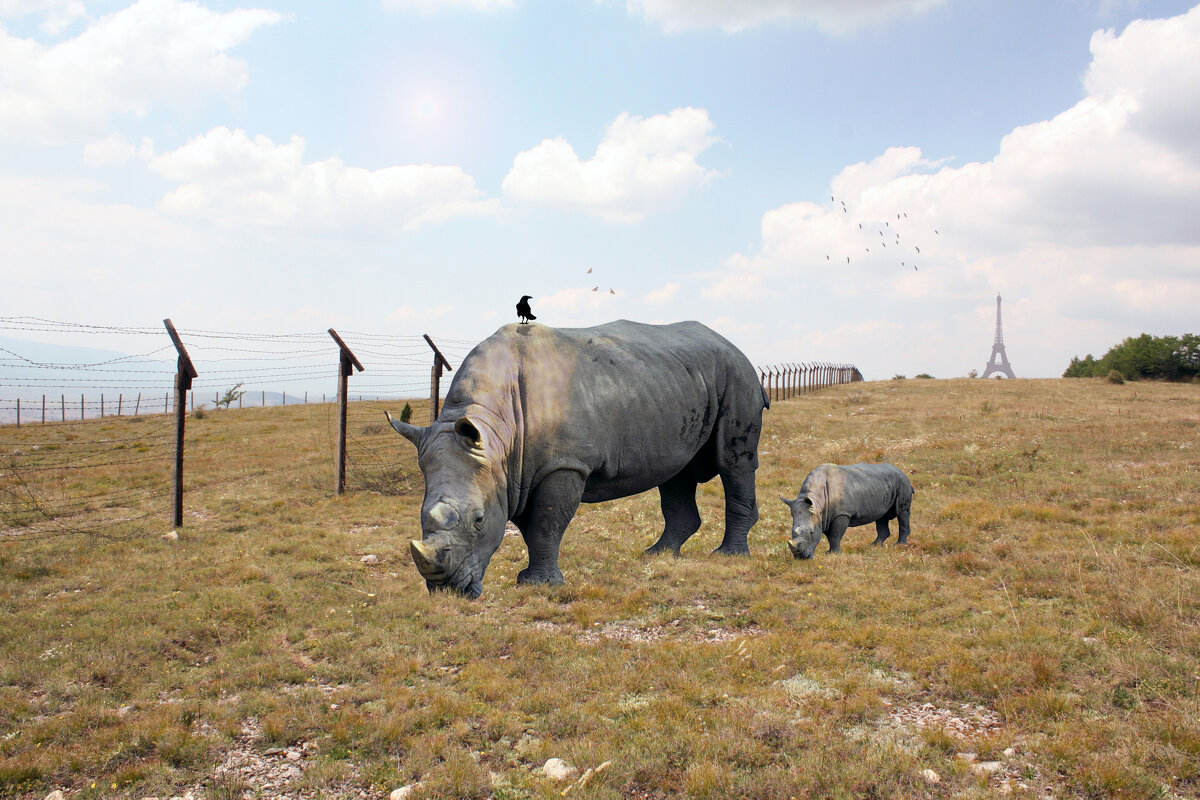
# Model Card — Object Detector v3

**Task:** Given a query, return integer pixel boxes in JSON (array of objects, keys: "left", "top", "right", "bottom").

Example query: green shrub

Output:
[
  {"left": 1065, "top": 333, "right": 1199, "bottom": 381},
  {"left": 1107, "top": 370, "right": 1125, "bottom": 384}
]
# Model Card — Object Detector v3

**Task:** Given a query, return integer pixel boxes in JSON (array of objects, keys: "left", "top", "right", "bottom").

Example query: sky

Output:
[{"left": 2, "top": 0, "right": 1199, "bottom": 381}]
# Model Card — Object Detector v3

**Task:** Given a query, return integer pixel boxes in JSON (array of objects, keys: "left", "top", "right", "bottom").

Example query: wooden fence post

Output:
[
  {"left": 164, "top": 319, "right": 198, "bottom": 530},
  {"left": 423, "top": 334, "right": 453, "bottom": 424},
  {"left": 328, "top": 329, "right": 365, "bottom": 496}
]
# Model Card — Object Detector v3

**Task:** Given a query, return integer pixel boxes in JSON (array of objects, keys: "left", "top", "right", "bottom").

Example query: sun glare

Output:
[{"left": 413, "top": 94, "right": 439, "bottom": 124}]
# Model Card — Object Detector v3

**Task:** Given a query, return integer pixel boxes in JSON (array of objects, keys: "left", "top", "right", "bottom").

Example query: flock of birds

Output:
[
  {"left": 825, "top": 194, "right": 939, "bottom": 272},
  {"left": 516, "top": 195, "right": 944, "bottom": 321},
  {"left": 586, "top": 267, "right": 616, "bottom": 295}
]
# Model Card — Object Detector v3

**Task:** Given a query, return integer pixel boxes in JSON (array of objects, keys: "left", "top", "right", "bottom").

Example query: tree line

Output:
[{"left": 1064, "top": 333, "right": 1200, "bottom": 381}]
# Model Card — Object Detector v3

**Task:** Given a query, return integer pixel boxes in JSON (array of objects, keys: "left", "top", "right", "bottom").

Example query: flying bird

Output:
[
  {"left": 609, "top": 289, "right": 615, "bottom": 295},
  {"left": 592, "top": 286, "right": 599, "bottom": 292},
  {"left": 934, "top": 229, "right": 940, "bottom": 235},
  {"left": 516, "top": 295, "right": 536, "bottom": 324},
  {"left": 915, "top": 246, "right": 920, "bottom": 253},
  {"left": 587, "top": 267, "right": 593, "bottom": 274}
]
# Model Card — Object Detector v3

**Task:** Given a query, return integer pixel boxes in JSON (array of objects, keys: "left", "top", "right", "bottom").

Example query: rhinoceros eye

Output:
[
  {"left": 472, "top": 509, "right": 485, "bottom": 530},
  {"left": 454, "top": 417, "right": 483, "bottom": 449}
]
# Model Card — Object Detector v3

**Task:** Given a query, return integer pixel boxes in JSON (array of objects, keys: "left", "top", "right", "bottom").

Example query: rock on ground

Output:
[
  {"left": 390, "top": 783, "right": 422, "bottom": 800},
  {"left": 542, "top": 758, "right": 578, "bottom": 781}
]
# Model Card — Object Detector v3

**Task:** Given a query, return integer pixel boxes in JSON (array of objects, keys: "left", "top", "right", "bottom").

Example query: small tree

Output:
[
  {"left": 399, "top": 402, "right": 413, "bottom": 423},
  {"left": 215, "top": 383, "right": 247, "bottom": 410}
]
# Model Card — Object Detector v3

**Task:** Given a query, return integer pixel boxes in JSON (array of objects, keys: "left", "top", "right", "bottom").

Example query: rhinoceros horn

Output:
[
  {"left": 385, "top": 410, "right": 426, "bottom": 447},
  {"left": 410, "top": 539, "right": 439, "bottom": 575}
]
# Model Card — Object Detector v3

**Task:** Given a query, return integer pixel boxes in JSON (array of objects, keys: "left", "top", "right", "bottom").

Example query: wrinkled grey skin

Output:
[
  {"left": 387, "top": 320, "right": 770, "bottom": 597},
  {"left": 781, "top": 463, "right": 913, "bottom": 559}
]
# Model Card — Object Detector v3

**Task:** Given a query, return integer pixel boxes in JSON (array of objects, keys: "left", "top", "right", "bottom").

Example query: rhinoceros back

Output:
[{"left": 442, "top": 320, "right": 767, "bottom": 507}]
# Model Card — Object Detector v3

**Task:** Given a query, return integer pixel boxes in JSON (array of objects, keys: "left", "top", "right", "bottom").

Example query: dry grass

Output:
[{"left": 1, "top": 378, "right": 1198, "bottom": 799}]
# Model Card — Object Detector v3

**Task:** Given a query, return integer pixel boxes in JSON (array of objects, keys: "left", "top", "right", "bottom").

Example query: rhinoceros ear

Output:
[{"left": 385, "top": 411, "right": 427, "bottom": 448}]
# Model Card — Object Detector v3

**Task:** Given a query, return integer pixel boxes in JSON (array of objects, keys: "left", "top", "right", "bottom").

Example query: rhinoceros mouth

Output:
[
  {"left": 411, "top": 539, "right": 484, "bottom": 598},
  {"left": 425, "top": 576, "right": 483, "bottom": 599},
  {"left": 788, "top": 539, "right": 814, "bottom": 560}
]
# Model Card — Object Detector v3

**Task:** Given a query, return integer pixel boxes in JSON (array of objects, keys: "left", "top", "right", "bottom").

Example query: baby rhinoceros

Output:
[{"left": 781, "top": 463, "right": 913, "bottom": 559}]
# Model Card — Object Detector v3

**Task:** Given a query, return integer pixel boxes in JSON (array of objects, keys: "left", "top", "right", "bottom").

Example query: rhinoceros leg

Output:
[
  {"left": 713, "top": 467, "right": 757, "bottom": 555},
  {"left": 896, "top": 494, "right": 912, "bottom": 544},
  {"left": 513, "top": 470, "right": 584, "bottom": 586},
  {"left": 645, "top": 472, "right": 702, "bottom": 556},
  {"left": 873, "top": 518, "right": 891, "bottom": 545},
  {"left": 826, "top": 515, "right": 850, "bottom": 553}
]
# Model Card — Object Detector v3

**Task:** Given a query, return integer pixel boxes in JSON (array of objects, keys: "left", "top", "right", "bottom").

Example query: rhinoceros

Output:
[
  {"left": 386, "top": 320, "right": 770, "bottom": 597},
  {"left": 780, "top": 463, "right": 913, "bottom": 559}
]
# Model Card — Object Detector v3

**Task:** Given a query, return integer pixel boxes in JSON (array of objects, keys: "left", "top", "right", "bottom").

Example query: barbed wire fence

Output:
[
  {"left": 2, "top": 315, "right": 860, "bottom": 540},
  {"left": 329, "top": 331, "right": 474, "bottom": 495},
  {"left": 0, "top": 317, "right": 475, "bottom": 540},
  {"left": 756, "top": 363, "right": 864, "bottom": 402},
  {"left": 0, "top": 318, "right": 178, "bottom": 539}
]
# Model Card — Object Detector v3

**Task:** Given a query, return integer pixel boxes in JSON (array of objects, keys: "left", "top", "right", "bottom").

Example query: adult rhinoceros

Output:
[{"left": 386, "top": 320, "right": 770, "bottom": 597}]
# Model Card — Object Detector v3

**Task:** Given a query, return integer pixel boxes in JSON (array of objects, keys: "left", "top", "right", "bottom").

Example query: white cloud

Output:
[
  {"left": 621, "top": 0, "right": 946, "bottom": 34},
  {"left": 502, "top": 107, "right": 719, "bottom": 222},
  {"left": 0, "top": 0, "right": 86, "bottom": 33},
  {"left": 704, "top": 5, "right": 1200, "bottom": 378},
  {"left": 149, "top": 126, "right": 499, "bottom": 233},
  {"left": 640, "top": 280, "right": 680, "bottom": 305},
  {"left": 0, "top": 0, "right": 284, "bottom": 143},
  {"left": 81, "top": 133, "right": 153, "bottom": 166},
  {"left": 380, "top": 0, "right": 514, "bottom": 11},
  {"left": 82, "top": 132, "right": 136, "bottom": 166},
  {"left": 526, "top": 286, "right": 622, "bottom": 328}
]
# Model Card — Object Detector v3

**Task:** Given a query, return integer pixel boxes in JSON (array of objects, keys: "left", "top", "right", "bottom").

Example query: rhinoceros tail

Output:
[{"left": 761, "top": 384, "right": 770, "bottom": 410}]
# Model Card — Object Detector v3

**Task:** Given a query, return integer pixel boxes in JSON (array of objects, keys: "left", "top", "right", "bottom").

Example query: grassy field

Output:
[{"left": 1, "top": 378, "right": 1198, "bottom": 800}]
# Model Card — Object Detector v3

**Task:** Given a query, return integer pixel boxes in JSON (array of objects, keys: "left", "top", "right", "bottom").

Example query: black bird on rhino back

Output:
[
  {"left": 386, "top": 319, "right": 770, "bottom": 597},
  {"left": 516, "top": 295, "right": 536, "bottom": 324}
]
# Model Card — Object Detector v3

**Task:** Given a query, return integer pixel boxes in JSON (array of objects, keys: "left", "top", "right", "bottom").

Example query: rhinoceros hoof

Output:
[
  {"left": 517, "top": 567, "right": 565, "bottom": 586},
  {"left": 712, "top": 543, "right": 751, "bottom": 556},
  {"left": 642, "top": 542, "right": 683, "bottom": 557}
]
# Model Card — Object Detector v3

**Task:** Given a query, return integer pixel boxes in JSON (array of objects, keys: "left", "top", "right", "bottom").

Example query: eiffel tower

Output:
[{"left": 981, "top": 294, "right": 1016, "bottom": 378}]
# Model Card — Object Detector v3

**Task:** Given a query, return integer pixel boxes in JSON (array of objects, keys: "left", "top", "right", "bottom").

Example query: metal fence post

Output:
[
  {"left": 328, "top": 329, "right": 365, "bottom": 496},
  {"left": 423, "top": 334, "right": 453, "bottom": 424},
  {"left": 164, "top": 319, "right": 198, "bottom": 530}
]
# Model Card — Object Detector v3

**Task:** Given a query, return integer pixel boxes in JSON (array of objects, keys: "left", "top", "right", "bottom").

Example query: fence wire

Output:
[
  {"left": 2, "top": 316, "right": 861, "bottom": 540},
  {"left": 0, "top": 317, "right": 478, "bottom": 538}
]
